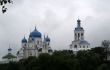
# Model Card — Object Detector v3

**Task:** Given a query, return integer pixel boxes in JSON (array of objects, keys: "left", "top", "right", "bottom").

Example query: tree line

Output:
[{"left": 0, "top": 46, "right": 110, "bottom": 70}]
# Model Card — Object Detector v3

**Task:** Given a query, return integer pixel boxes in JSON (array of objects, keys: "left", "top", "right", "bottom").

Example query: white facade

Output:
[
  {"left": 70, "top": 19, "right": 90, "bottom": 52},
  {"left": 17, "top": 27, "right": 52, "bottom": 59}
]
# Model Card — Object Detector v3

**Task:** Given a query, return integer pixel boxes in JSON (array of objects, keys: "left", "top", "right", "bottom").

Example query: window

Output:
[
  {"left": 37, "top": 41, "right": 39, "bottom": 44},
  {"left": 48, "top": 43, "right": 49, "bottom": 45},
  {"left": 80, "top": 46, "right": 81, "bottom": 48},
  {"left": 78, "top": 33, "right": 80, "bottom": 37},
  {"left": 81, "top": 33, "right": 83, "bottom": 36},
  {"left": 78, "top": 33, "right": 80, "bottom": 40},
  {"left": 74, "top": 45, "right": 77, "bottom": 48},
  {"left": 24, "top": 44, "right": 26, "bottom": 46},
  {"left": 75, "top": 33, "right": 77, "bottom": 40},
  {"left": 75, "top": 33, "right": 77, "bottom": 36},
  {"left": 83, "top": 46, "right": 85, "bottom": 48},
  {"left": 30, "top": 53, "right": 32, "bottom": 56}
]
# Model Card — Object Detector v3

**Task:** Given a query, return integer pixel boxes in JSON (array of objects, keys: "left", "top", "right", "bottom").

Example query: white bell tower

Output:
[
  {"left": 74, "top": 19, "right": 84, "bottom": 41},
  {"left": 70, "top": 19, "right": 90, "bottom": 52}
]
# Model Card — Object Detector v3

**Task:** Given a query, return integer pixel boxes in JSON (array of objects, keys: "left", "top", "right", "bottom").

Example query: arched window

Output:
[
  {"left": 75, "top": 33, "right": 77, "bottom": 36},
  {"left": 83, "top": 46, "right": 85, "bottom": 48},
  {"left": 48, "top": 43, "right": 50, "bottom": 45},
  {"left": 74, "top": 45, "right": 77, "bottom": 48},
  {"left": 24, "top": 44, "right": 26, "bottom": 46},
  {"left": 37, "top": 41, "right": 39, "bottom": 44},
  {"left": 78, "top": 33, "right": 80, "bottom": 40},
  {"left": 81, "top": 33, "right": 83, "bottom": 36},
  {"left": 75, "top": 33, "right": 77, "bottom": 40}
]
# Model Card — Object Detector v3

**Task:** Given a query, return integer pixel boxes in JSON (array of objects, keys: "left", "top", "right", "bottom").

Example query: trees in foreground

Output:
[
  {"left": 0, "top": 0, "right": 13, "bottom": 13},
  {"left": 0, "top": 47, "right": 110, "bottom": 70},
  {"left": 101, "top": 40, "right": 110, "bottom": 61}
]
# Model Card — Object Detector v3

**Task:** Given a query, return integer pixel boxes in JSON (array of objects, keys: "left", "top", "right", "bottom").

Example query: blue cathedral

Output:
[{"left": 17, "top": 27, "right": 53, "bottom": 59}]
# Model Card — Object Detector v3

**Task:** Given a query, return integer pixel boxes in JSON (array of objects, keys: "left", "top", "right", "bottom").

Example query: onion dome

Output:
[
  {"left": 22, "top": 37, "right": 27, "bottom": 43},
  {"left": 77, "top": 19, "right": 81, "bottom": 23},
  {"left": 45, "top": 36, "right": 50, "bottom": 42},
  {"left": 8, "top": 47, "right": 12, "bottom": 52},
  {"left": 31, "top": 27, "right": 42, "bottom": 38},
  {"left": 75, "top": 19, "right": 84, "bottom": 31}
]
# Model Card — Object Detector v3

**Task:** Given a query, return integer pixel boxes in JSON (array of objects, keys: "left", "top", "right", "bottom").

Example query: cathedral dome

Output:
[
  {"left": 22, "top": 37, "right": 27, "bottom": 43},
  {"left": 31, "top": 27, "right": 42, "bottom": 38}
]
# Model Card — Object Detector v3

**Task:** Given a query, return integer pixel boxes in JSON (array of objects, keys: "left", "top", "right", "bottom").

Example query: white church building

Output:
[
  {"left": 17, "top": 27, "right": 53, "bottom": 59},
  {"left": 70, "top": 19, "right": 90, "bottom": 52}
]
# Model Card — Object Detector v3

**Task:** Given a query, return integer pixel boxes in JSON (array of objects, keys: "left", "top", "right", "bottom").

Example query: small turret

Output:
[
  {"left": 22, "top": 36, "right": 27, "bottom": 43},
  {"left": 77, "top": 19, "right": 81, "bottom": 28},
  {"left": 44, "top": 35, "right": 50, "bottom": 45},
  {"left": 21, "top": 36, "right": 27, "bottom": 48},
  {"left": 45, "top": 35, "right": 50, "bottom": 42},
  {"left": 2, "top": 47, "right": 16, "bottom": 62},
  {"left": 8, "top": 47, "right": 12, "bottom": 54}
]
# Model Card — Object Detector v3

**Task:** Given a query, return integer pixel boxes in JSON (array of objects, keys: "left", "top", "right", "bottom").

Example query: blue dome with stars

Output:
[
  {"left": 8, "top": 47, "right": 12, "bottom": 51},
  {"left": 45, "top": 36, "right": 50, "bottom": 42},
  {"left": 31, "top": 27, "right": 42, "bottom": 38},
  {"left": 22, "top": 37, "right": 27, "bottom": 43}
]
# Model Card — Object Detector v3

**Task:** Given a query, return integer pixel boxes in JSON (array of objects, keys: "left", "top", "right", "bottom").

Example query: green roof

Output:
[{"left": 2, "top": 53, "right": 16, "bottom": 59}]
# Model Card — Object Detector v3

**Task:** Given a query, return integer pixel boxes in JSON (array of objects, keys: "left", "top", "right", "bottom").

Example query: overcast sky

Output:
[{"left": 0, "top": 0, "right": 110, "bottom": 60}]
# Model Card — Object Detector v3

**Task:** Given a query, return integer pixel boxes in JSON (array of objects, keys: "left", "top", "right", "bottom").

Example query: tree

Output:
[
  {"left": 97, "top": 63, "right": 109, "bottom": 70},
  {"left": 90, "top": 47, "right": 106, "bottom": 61},
  {"left": 102, "top": 40, "right": 110, "bottom": 60},
  {"left": 0, "top": 49, "right": 110, "bottom": 70},
  {"left": 0, "top": 0, "right": 13, "bottom": 13}
]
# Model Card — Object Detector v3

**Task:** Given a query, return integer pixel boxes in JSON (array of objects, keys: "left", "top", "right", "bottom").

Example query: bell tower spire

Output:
[{"left": 77, "top": 19, "right": 81, "bottom": 28}]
